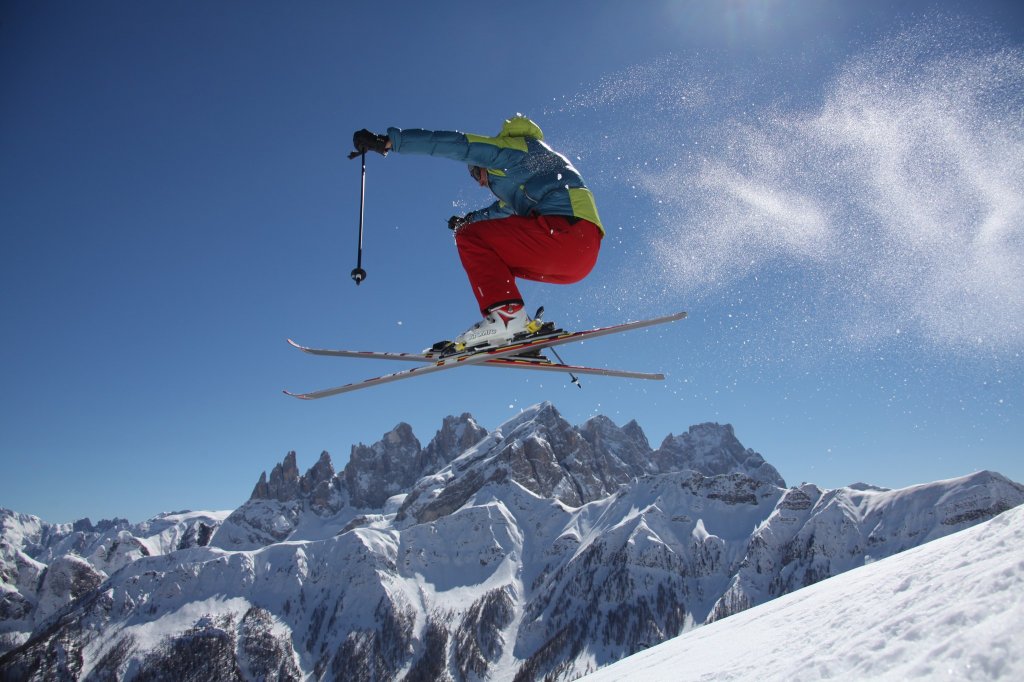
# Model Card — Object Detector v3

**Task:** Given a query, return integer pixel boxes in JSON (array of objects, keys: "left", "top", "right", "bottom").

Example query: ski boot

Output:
[{"left": 428, "top": 304, "right": 552, "bottom": 356}]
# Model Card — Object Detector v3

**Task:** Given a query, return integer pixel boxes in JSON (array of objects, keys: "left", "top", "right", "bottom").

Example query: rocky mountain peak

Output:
[
  {"left": 420, "top": 413, "right": 488, "bottom": 473},
  {"left": 653, "top": 423, "right": 786, "bottom": 487},
  {"left": 301, "top": 451, "right": 335, "bottom": 491},
  {"left": 399, "top": 404, "right": 688, "bottom": 524},
  {"left": 250, "top": 451, "right": 300, "bottom": 502},
  {"left": 578, "top": 414, "right": 656, "bottom": 476},
  {"left": 240, "top": 409, "right": 789, "bottom": 537},
  {"left": 300, "top": 451, "right": 337, "bottom": 513},
  {"left": 272, "top": 451, "right": 301, "bottom": 500},
  {"left": 344, "top": 422, "right": 423, "bottom": 508},
  {"left": 497, "top": 404, "right": 586, "bottom": 504},
  {"left": 622, "top": 419, "right": 651, "bottom": 449},
  {"left": 249, "top": 450, "right": 339, "bottom": 512},
  {"left": 504, "top": 402, "right": 581, "bottom": 456}
]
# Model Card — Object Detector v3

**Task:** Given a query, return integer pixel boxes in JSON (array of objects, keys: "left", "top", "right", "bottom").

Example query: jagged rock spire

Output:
[{"left": 653, "top": 423, "right": 786, "bottom": 487}]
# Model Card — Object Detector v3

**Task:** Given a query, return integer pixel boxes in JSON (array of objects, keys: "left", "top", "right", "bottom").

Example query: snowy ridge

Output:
[
  {"left": 0, "top": 509, "right": 228, "bottom": 654},
  {"left": 710, "top": 469, "right": 1024, "bottom": 621},
  {"left": 582, "top": 503, "right": 1024, "bottom": 681},
  {"left": 2, "top": 402, "right": 1022, "bottom": 680}
]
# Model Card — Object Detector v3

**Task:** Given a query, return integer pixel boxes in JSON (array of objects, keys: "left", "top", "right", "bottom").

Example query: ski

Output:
[
  {"left": 286, "top": 340, "right": 443, "bottom": 362},
  {"left": 286, "top": 339, "right": 664, "bottom": 380},
  {"left": 288, "top": 338, "right": 579, "bottom": 365},
  {"left": 284, "top": 310, "right": 686, "bottom": 399},
  {"left": 482, "top": 357, "right": 664, "bottom": 380}
]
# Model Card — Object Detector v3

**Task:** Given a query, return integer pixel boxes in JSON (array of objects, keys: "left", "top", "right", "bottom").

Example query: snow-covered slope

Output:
[
  {"left": 2, "top": 402, "right": 1021, "bottom": 680},
  {"left": 582, "top": 503, "right": 1024, "bottom": 681},
  {"left": 709, "top": 470, "right": 1022, "bottom": 621}
]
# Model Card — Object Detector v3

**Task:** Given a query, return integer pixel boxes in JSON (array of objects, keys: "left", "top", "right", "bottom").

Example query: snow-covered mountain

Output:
[
  {"left": 1, "top": 402, "right": 1021, "bottom": 681},
  {"left": 581, "top": 501, "right": 1024, "bottom": 681},
  {"left": 0, "top": 508, "right": 228, "bottom": 655}
]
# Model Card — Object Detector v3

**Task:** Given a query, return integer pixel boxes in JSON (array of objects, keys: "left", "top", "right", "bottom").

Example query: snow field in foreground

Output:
[{"left": 583, "top": 504, "right": 1024, "bottom": 681}]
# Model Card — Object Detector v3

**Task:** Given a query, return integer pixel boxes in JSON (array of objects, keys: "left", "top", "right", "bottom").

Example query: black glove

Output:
[
  {"left": 448, "top": 214, "right": 468, "bottom": 231},
  {"left": 352, "top": 129, "right": 389, "bottom": 157}
]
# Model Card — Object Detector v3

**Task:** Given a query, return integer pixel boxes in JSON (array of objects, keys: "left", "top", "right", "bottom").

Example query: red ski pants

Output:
[{"left": 455, "top": 214, "right": 602, "bottom": 314}]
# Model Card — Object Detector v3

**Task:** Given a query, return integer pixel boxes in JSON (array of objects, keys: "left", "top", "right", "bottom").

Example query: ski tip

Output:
[{"left": 287, "top": 338, "right": 321, "bottom": 355}]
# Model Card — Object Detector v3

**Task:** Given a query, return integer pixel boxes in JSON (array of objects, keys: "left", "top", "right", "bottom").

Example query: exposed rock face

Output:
[
  {"left": 578, "top": 415, "right": 657, "bottom": 477},
  {"left": 251, "top": 450, "right": 337, "bottom": 514},
  {"left": 2, "top": 605, "right": 302, "bottom": 681},
  {"left": 252, "top": 451, "right": 302, "bottom": 502},
  {"left": 345, "top": 423, "right": 424, "bottom": 509},
  {"left": 420, "top": 413, "right": 490, "bottom": 473},
  {"left": 652, "top": 423, "right": 786, "bottom": 486},
  {"left": 3, "top": 403, "right": 1022, "bottom": 681}
]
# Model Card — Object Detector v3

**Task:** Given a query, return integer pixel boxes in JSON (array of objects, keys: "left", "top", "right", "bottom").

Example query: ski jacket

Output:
[{"left": 387, "top": 118, "right": 604, "bottom": 234}]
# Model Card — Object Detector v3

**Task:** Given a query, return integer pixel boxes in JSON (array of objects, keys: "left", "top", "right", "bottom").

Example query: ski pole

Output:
[
  {"left": 549, "top": 345, "right": 581, "bottom": 388},
  {"left": 532, "top": 307, "right": 581, "bottom": 388},
  {"left": 350, "top": 150, "right": 368, "bottom": 285}
]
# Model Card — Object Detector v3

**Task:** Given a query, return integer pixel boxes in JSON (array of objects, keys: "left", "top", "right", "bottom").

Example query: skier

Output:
[{"left": 352, "top": 116, "right": 604, "bottom": 352}]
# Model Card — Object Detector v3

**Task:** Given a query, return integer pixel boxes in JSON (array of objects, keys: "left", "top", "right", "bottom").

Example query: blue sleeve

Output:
[
  {"left": 387, "top": 127, "right": 525, "bottom": 168},
  {"left": 465, "top": 201, "right": 514, "bottom": 224}
]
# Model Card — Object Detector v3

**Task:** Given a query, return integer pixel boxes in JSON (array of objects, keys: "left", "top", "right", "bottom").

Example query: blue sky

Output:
[{"left": 2, "top": 0, "right": 1022, "bottom": 523}]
